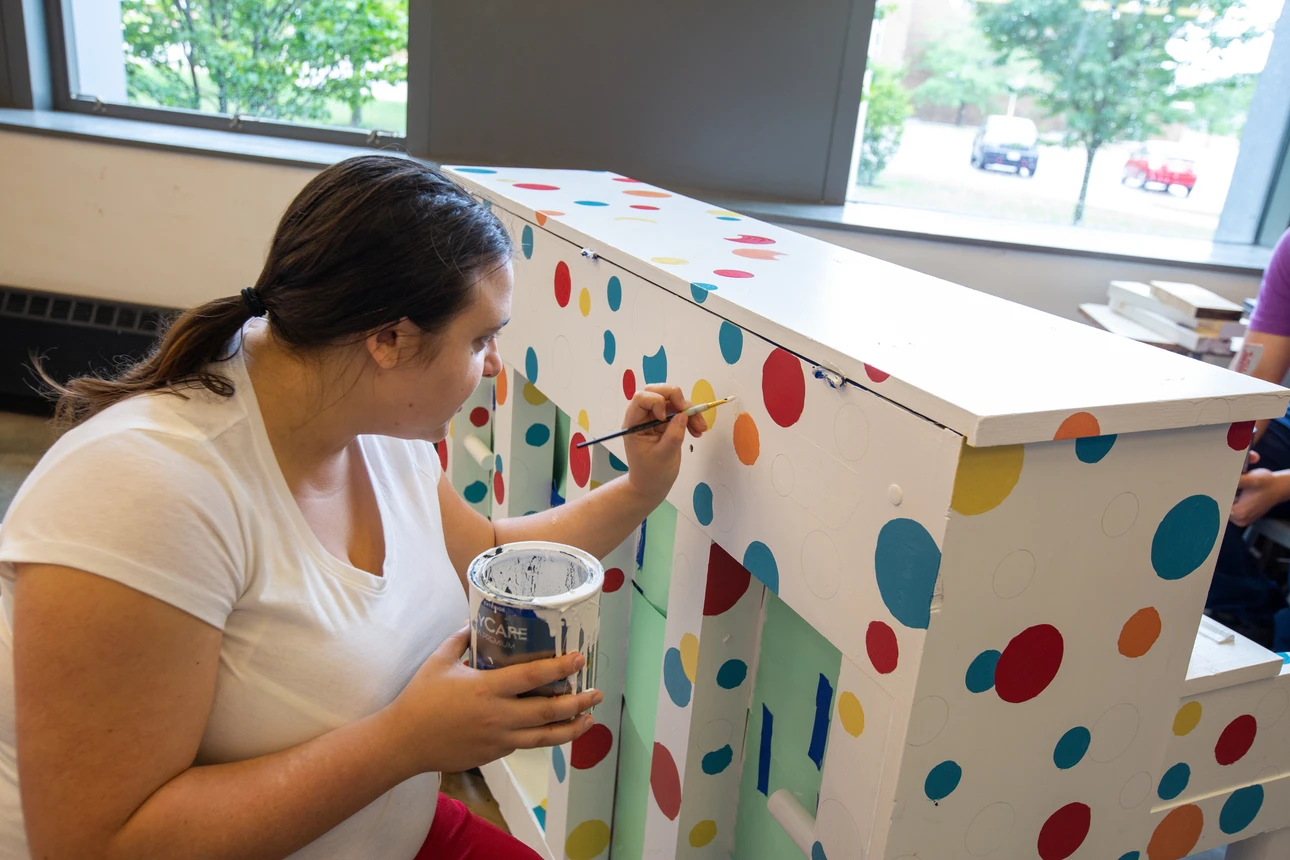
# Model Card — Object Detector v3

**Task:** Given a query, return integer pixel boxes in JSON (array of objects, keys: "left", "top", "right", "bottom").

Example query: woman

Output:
[{"left": 0, "top": 155, "right": 706, "bottom": 859}]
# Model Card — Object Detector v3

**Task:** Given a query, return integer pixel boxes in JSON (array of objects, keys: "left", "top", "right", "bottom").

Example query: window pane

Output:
[
  {"left": 851, "top": 0, "right": 1286, "bottom": 241},
  {"left": 65, "top": 0, "right": 408, "bottom": 135}
]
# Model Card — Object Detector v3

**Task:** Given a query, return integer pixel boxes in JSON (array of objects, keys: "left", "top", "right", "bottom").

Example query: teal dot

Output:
[
  {"left": 463, "top": 481, "right": 488, "bottom": 503},
  {"left": 1152, "top": 495, "right": 1220, "bottom": 580},
  {"left": 553, "top": 745, "right": 566, "bottom": 783},
  {"left": 643, "top": 346, "right": 668, "bottom": 384},
  {"left": 874, "top": 518, "right": 942, "bottom": 629},
  {"left": 575, "top": 200, "right": 608, "bottom": 206},
  {"left": 811, "top": 842, "right": 827, "bottom": 860},
  {"left": 1158, "top": 762, "right": 1190, "bottom": 800},
  {"left": 534, "top": 804, "right": 546, "bottom": 830},
  {"left": 525, "top": 423, "right": 551, "bottom": 447},
  {"left": 524, "top": 347, "right": 538, "bottom": 383},
  {"left": 716, "top": 659, "right": 747, "bottom": 689},
  {"left": 495, "top": 454, "right": 503, "bottom": 473},
  {"left": 1220, "top": 784, "right": 1264, "bottom": 834},
  {"left": 1118, "top": 853, "right": 1140, "bottom": 860},
  {"left": 609, "top": 452, "right": 628, "bottom": 472},
  {"left": 717, "top": 216, "right": 740, "bottom": 221},
  {"left": 455, "top": 167, "right": 497, "bottom": 174},
  {"left": 607, "top": 276, "right": 622, "bottom": 311},
  {"left": 965, "top": 650, "right": 1000, "bottom": 693},
  {"left": 603, "top": 330, "right": 616, "bottom": 365},
  {"left": 719, "top": 322, "right": 744, "bottom": 364},
  {"left": 693, "top": 482, "right": 714, "bottom": 526},
  {"left": 701, "top": 744, "right": 733, "bottom": 774},
  {"left": 1053, "top": 726, "right": 1091, "bottom": 769},
  {"left": 743, "top": 541, "right": 778, "bottom": 594},
  {"left": 690, "top": 282, "right": 717, "bottom": 303},
  {"left": 924, "top": 760, "right": 962, "bottom": 801},
  {"left": 663, "top": 647, "right": 692, "bottom": 707},
  {"left": 1075, "top": 434, "right": 1116, "bottom": 463},
  {"left": 521, "top": 225, "right": 534, "bottom": 259}
]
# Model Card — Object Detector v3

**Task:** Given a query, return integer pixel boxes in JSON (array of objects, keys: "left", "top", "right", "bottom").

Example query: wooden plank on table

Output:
[
  {"left": 1079, "top": 303, "right": 1182, "bottom": 349},
  {"left": 1183, "top": 615, "right": 1284, "bottom": 696},
  {"left": 1149, "top": 280, "right": 1244, "bottom": 321}
]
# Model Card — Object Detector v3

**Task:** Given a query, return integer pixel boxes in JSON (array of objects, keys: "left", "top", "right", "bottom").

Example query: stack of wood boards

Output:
[{"left": 1080, "top": 280, "right": 1246, "bottom": 356}]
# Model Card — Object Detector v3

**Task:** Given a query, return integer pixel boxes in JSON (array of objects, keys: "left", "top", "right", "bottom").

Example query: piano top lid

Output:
[{"left": 447, "top": 166, "right": 1288, "bottom": 448}]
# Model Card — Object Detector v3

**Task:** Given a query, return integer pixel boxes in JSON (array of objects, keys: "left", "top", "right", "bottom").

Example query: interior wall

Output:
[{"left": 0, "top": 131, "right": 1265, "bottom": 322}]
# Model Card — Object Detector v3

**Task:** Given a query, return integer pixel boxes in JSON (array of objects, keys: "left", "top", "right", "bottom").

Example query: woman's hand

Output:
[
  {"left": 620, "top": 384, "right": 708, "bottom": 505},
  {"left": 383, "top": 628, "right": 603, "bottom": 775},
  {"left": 1231, "top": 467, "right": 1290, "bottom": 528}
]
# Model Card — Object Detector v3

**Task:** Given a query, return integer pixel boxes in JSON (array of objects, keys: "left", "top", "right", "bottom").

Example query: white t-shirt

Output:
[{"left": 0, "top": 324, "right": 469, "bottom": 859}]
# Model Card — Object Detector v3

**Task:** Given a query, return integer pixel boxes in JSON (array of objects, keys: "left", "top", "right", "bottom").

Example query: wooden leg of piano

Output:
[{"left": 1227, "top": 826, "right": 1290, "bottom": 860}]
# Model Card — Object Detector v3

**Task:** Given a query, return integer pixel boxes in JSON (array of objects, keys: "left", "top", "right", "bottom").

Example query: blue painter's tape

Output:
[
  {"left": 808, "top": 673, "right": 833, "bottom": 770},
  {"left": 758, "top": 704, "right": 773, "bottom": 796}
]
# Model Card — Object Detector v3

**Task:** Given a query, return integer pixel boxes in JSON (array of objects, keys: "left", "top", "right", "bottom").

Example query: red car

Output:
[{"left": 1122, "top": 142, "right": 1197, "bottom": 196}]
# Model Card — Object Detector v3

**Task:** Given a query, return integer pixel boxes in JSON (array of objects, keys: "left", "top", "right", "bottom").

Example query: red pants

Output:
[{"left": 414, "top": 793, "right": 544, "bottom": 859}]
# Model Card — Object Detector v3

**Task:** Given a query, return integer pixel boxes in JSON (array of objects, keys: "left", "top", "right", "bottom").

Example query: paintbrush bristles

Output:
[{"left": 574, "top": 395, "right": 737, "bottom": 449}]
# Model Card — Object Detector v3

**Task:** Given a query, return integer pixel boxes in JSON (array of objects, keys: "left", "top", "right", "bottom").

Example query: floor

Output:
[{"left": 0, "top": 411, "right": 1246, "bottom": 854}]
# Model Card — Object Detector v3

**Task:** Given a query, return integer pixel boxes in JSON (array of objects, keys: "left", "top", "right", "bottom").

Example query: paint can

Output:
[{"left": 467, "top": 541, "right": 603, "bottom": 697}]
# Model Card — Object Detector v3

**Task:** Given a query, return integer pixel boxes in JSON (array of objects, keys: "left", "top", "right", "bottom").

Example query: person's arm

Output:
[
  {"left": 440, "top": 384, "right": 705, "bottom": 581},
  {"left": 1241, "top": 329, "right": 1290, "bottom": 443},
  {"left": 15, "top": 565, "right": 598, "bottom": 860}
]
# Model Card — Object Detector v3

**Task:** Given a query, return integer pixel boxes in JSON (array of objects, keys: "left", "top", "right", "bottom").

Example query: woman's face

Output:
[{"left": 369, "top": 260, "right": 513, "bottom": 443}]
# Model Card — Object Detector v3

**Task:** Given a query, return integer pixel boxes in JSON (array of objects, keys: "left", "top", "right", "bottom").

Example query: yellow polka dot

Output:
[
  {"left": 565, "top": 819, "right": 610, "bottom": 860},
  {"left": 706, "top": 208, "right": 740, "bottom": 217},
  {"left": 838, "top": 691, "right": 865, "bottom": 737},
  {"left": 589, "top": 480, "right": 603, "bottom": 491},
  {"left": 522, "top": 382, "right": 549, "bottom": 405},
  {"left": 579, "top": 287, "right": 591, "bottom": 317},
  {"left": 650, "top": 256, "right": 689, "bottom": 265},
  {"left": 689, "top": 820, "right": 717, "bottom": 848},
  {"left": 679, "top": 633, "right": 700, "bottom": 682},
  {"left": 1174, "top": 701, "right": 1202, "bottom": 736},
  {"left": 950, "top": 442, "right": 1025, "bottom": 516},
  {"left": 691, "top": 379, "right": 718, "bottom": 430},
  {"left": 578, "top": 409, "right": 590, "bottom": 431},
  {"left": 448, "top": 418, "right": 454, "bottom": 438},
  {"left": 540, "top": 798, "right": 547, "bottom": 809}
]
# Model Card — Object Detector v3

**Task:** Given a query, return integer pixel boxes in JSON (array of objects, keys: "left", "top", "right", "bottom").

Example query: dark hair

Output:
[{"left": 41, "top": 155, "right": 512, "bottom": 426}]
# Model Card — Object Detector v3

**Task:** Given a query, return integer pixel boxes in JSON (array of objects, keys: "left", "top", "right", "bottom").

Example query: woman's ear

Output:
[{"left": 366, "top": 319, "right": 423, "bottom": 370}]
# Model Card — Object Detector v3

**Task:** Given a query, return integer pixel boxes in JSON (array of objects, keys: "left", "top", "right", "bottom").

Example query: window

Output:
[
  {"left": 851, "top": 0, "right": 1288, "bottom": 243},
  {"left": 53, "top": 0, "right": 408, "bottom": 144}
]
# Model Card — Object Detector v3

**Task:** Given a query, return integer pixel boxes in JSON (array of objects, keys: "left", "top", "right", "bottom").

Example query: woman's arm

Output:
[
  {"left": 15, "top": 564, "right": 597, "bottom": 860},
  {"left": 1242, "top": 329, "right": 1290, "bottom": 443}
]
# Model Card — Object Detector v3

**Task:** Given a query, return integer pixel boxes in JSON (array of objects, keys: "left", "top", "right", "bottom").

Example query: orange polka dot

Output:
[
  {"left": 733, "top": 413, "right": 760, "bottom": 466},
  {"left": 1054, "top": 412, "right": 1101, "bottom": 440},
  {"left": 623, "top": 190, "right": 672, "bottom": 198},
  {"left": 1118, "top": 607, "right": 1162, "bottom": 658},
  {"left": 495, "top": 365, "right": 508, "bottom": 405},
  {"left": 1148, "top": 805, "right": 1203, "bottom": 860}
]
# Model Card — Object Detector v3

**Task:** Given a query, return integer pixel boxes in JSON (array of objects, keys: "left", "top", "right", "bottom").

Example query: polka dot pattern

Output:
[
  {"left": 1148, "top": 805, "right": 1203, "bottom": 860},
  {"left": 642, "top": 346, "right": 667, "bottom": 384},
  {"left": 702, "top": 744, "right": 733, "bottom": 774},
  {"left": 1053, "top": 726, "right": 1090, "bottom": 769},
  {"left": 524, "top": 347, "right": 538, "bottom": 383},
  {"left": 602, "top": 330, "right": 616, "bottom": 365},
  {"left": 569, "top": 434, "right": 591, "bottom": 488},
  {"left": 866, "top": 621, "right": 899, "bottom": 674},
  {"left": 1118, "top": 607, "right": 1162, "bottom": 658},
  {"left": 718, "top": 322, "right": 744, "bottom": 364},
  {"left": 1228, "top": 421, "right": 1256, "bottom": 450},
  {"left": 965, "top": 650, "right": 1001, "bottom": 693},
  {"left": 924, "top": 760, "right": 962, "bottom": 801},
  {"left": 995, "top": 624, "right": 1064, "bottom": 704},
  {"left": 733, "top": 412, "right": 760, "bottom": 465},
  {"left": 743, "top": 541, "right": 779, "bottom": 594},
  {"left": 1152, "top": 495, "right": 1220, "bottom": 580},
  {"left": 553, "top": 745, "right": 567, "bottom": 782},
  {"left": 693, "top": 482, "right": 714, "bottom": 526},
  {"left": 564, "top": 819, "right": 610, "bottom": 860},
  {"left": 704, "top": 544, "right": 751, "bottom": 616},
  {"left": 1173, "top": 701, "right": 1202, "bottom": 736},
  {"left": 663, "top": 648, "right": 692, "bottom": 707},
  {"left": 650, "top": 743, "right": 682, "bottom": 820},
  {"left": 838, "top": 691, "right": 865, "bottom": 736},
  {"left": 874, "top": 518, "right": 942, "bottom": 629},
  {"left": 762, "top": 349, "right": 806, "bottom": 428},
  {"left": 1219, "top": 784, "right": 1263, "bottom": 834},
  {"left": 1037, "top": 802, "right": 1090, "bottom": 860},
  {"left": 1157, "top": 762, "right": 1190, "bottom": 800},
  {"left": 604, "top": 567, "right": 625, "bottom": 593},
  {"left": 952, "top": 443, "right": 1025, "bottom": 516},
  {"left": 716, "top": 659, "right": 747, "bottom": 689},
  {"left": 689, "top": 820, "right": 718, "bottom": 848},
  {"left": 554, "top": 262, "right": 572, "bottom": 307},
  {"left": 571, "top": 723, "right": 613, "bottom": 769},
  {"left": 1215, "top": 714, "right": 1256, "bottom": 765}
]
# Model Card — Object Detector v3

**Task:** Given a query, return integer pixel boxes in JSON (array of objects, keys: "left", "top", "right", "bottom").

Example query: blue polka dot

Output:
[
  {"left": 717, "top": 216, "right": 740, "bottom": 221},
  {"left": 690, "top": 282, "right": 717, "bottom": 303},
  {"left": 924, "top": 760, "right": 962, "bottom": 801},
  {"left": 743, "top": 541, "right": 778, "bottom": 594},
  {"left": 495, "top": 454, "right": 503, "bottom": 474},
  {"left": 525, "top": 423, "right": 551, "bottom": 447},
  {"left": 455, "top": 167, "right": 497, "bottom": 174},
  {"left": 525, "top": 347, "right": 538, "bottom": 383},
  {"left": 663, "top": 647, "right": 692, "bottom": 707},
  {"left": 874, "top": 519, "right": 942, "bottom": 629},
  {"left": 702, "top": 744, "right": 733, "bottom": 775},
  {"left": 603, "top": 330, "right": 616, "bottom": 365},
  {"left": 575, "top": 200, "right": 608, "bottom": 206},
  {"left": 534, "top": 804, "right": 546, "bottom": 830},
  {"left": 553, "top": 745, "right": 566, "bottom": 783},
  {"left": 965, "top": 650, "right": 1001, "bottom": 693},
  {"left": 609, "top": 452, "right": 628, "bottom": 472},
  {"left": 643, "top": 346, "right": 668, "bottom": 384},
  {"left": 811, "top": 842, "right": 827, "bottom": 860},
  {"left": 463, "top": 481, "right": 488, "bottom": 504},
  {"left": 719, "top": 322, "right": 744, "bottom": 364},
  {"left": 607, "top": 276, "right": 622, "bottom": 311},
  {"left": 1158, "top": 762, "right": 1191, "bottom": 800},
  {"left": 521, "top": 225, "right": 534, "bottom": 259},
  {"left": 693, "top": 483, "right": 714, "bottom": 526},
  {"left": 1075, "top": 434, "right": 1116, "bottom": 463},
  {"left": 1220, "top": 784, "right": 1264, "bottom": 834},
  {"left": 1117, "top": 853, "right": 1140, "bottom": 860},
  {"left": 1152, "top": 495, "right": 1220, "bottom": 580},
  {"left": 1053, "top": 726, "right": 1091, "bottom": 769},
  {"left": 716, "top": 659, "right": 747, "bottom": 689}
]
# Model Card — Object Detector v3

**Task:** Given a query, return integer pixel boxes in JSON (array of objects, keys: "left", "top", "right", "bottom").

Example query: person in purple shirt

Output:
[{"left": 1209, "top": 227, "right": 1290, "bottom": 649}]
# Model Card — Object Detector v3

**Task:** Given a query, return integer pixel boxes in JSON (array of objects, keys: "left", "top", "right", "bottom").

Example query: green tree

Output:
[
  {"left": 121, "top": 0, "right": 406, "bottom": 129},
  {"left": 857, "top": 65, "right": 913, "bottom": 186},
  {"left": 975, "top": 0, "right": 1259, "bottom": 224},
  {"left": 912, "top": 26, "right": 1034, "bottom": 125},
  {"left": 1177, "top": 73, "right": 1258, "bottom": 136}
]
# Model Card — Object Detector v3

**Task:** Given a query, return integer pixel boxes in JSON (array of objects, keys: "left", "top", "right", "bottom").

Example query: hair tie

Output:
[{"left": 241, "top": 287, "right": 268, "bottom": 318}]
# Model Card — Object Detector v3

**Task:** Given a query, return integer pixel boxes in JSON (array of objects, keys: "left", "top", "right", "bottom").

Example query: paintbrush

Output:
[{"left": 575, "top": 396, "right": 737, "bottom": 449}]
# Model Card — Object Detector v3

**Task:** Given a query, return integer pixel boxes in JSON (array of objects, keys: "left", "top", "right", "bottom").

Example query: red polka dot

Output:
[
  {"left": 554, "top": 262, "right": 572, "bottom": 307},
  {"left": 1037, "top": 802, "right": 1090, "bottom": 860},
  {"left": 613, "top": 177, "right": 642, "bottom": 183},
  {"left": 725, "top": 234, "right": 776, "bottom": 245},
  {"left": 864, "top": 363, "right": 890, "bottom": 383},
  {"left": 493, "top": 471, "right": 505, "bottom": 504},
  {"left": 704, "top": 543, "right": 752, "bottom": 616},
  {"left": 569, "top": 434, "right": 591, "bottom": 488},
  {"left": 435, "top": 439, "right": 448, "bottom": 472},
  {"left": 469, "top": 406, "right": 490, "bottom": 427},
  {"left": 1216, "top": 714, "right": 1257, "bottom": 765},
  {"left": 714, "top": 269, "right": 754, "bottom": 279},
  {"left": 994, "top": 624, "right": 1064, "bottom": 704},
  {"left": 866, "top": 621, "right": 898, "bottom": 674},
  {"left": 630, "top": 204, "right": 659, "bottom": 210},
  {"left": 623, "top": 369, "right": 637, "bottom": 400},
  {"left": 1228, "top": 421, "right": 1256, "bottom": 451},
  {"left": 762, "top": 348, "right": 806, "bottom": 428},
  {"left": 515, "top": 183, "right": 560, "bottom": 191},
  {"left": 604, "top": 568, "right": 625, "bottom": 593},
  {"left": 571, "top": 723, "right": 613, "bottom": 769},
  {"left": 650, "top": 743, "right": 682, "bottom": 820}
]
